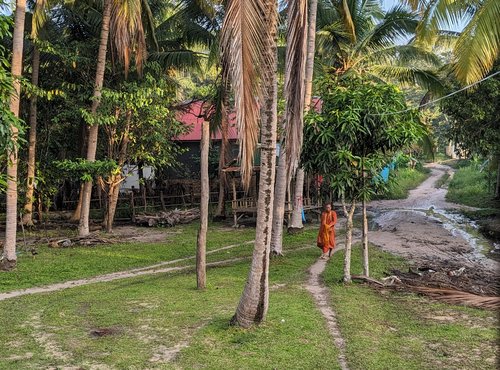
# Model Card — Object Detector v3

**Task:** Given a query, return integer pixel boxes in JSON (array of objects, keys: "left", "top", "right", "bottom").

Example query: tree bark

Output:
[
  {"left": 78, "top": 0, "right": 112, "bottom": 237},
  {"left": 214, "top": 102, "right": 229, "bottom": 220},
  {"left": 270, "top": 148, "right": 287, "bottom": 255},
  {"left": 71, "top": 184, "right": 84, "bottom": 221},
  {"left": 103, "top": 110, "right": 130, "bottom": 232},
  {"left": 22, "top": 46, "right": 40, "bottom": 227},
  {"left": 362, "top": 197, "right": 369, "bottom": 277},
  {"left": 289, "top": 0, "right": 318, "bottom": 230},
  {"left": 342, "top": 199, "right": 356, "bottom": 283},
  {"left": 197, "top": 121, "right": 209, "bottom": 289},
  {"left": 289, "top": 168, "right": 305, "bottom": 230},
  {"left": 1, "top": 0, "right": 26, "bottom": 271},
  {"left": 231, "top": 0, "right": 277, "bottom": 328}
]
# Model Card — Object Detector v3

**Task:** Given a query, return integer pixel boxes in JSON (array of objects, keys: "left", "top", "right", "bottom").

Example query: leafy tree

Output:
[
  {"left": 440, "top": 70, "right": 500, "bottom": 198},
  {"left": 302, "top": 74, "right": 424, "bottom": 281}
]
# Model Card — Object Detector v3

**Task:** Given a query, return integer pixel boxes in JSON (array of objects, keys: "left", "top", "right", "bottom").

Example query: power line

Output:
[{"left": 368, "top": 70, "right": 500, "bottom": 116}]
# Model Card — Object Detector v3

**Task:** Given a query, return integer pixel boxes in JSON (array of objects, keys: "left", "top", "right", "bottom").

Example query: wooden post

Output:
[
  {"left": 197, "top": 120, "right": 209, "bottom": 289},
  {"left": 160, "top": 191, "right": 166, "bottom": 211},
  {"left": 232, "top": 177, "right": 237, "bottom": 227},
  {"left": 130, "top": 191, "right": 136, "bottom": 223}
]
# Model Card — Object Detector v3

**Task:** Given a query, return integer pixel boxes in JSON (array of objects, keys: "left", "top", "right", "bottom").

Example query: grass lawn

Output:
[
  {"left": 323, "top": 244, "right": 498, "bottom": 370},
  {"left": 0, "top": 246, "right": 341, "bottom": 369},
  {"left": 0, "top": 224, "right": 322, "bottom": 293},
  {"left": 377, "top": 168, "right": 430, "bottom": 200},
  {"left": 0, "top": 228, "right": 496, "bottom": 369},
  {"left": 446, "top": 165, "right": 500, "bottom": 209}
]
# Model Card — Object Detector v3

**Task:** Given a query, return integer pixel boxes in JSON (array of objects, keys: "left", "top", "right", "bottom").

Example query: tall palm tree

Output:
[
  {"left": 78, "top": 0, "right": 112, "bottom": 237},
  {"left": 79, "top": 0, "right": 155, "bottom": 236},
  {"left": 222, "top": 0, "right": 278, "bottom": 328},
  {"left": 1, "top": 0, "right": 27, "bottom": 270},
  {"left": 23, "top": 0, "right": 47, "bottom": 227},
  {"left": 271, "top": 0, "right": 308, "bottom": 255},
  {"left": 404, "top": 0, "right": 499, "bottom": 84}
]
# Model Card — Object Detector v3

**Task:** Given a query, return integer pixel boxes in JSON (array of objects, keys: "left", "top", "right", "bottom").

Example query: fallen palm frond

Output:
[{"left": 351, "top": 274, "right": 500, "bottom": 310}]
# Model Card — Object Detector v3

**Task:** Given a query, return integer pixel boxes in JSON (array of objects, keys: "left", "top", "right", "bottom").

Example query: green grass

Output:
[
  {"left": 323, "top": 244, "right": 497, "bottom": 370},
  {"left": 0, "top": 224, "right": 322, "bottom": 293},
  {"left": 0, "top": 247, "right": 341, "bottom": 369},
  {"left": 0, "top": 223, "right": 254, "bottom": 293},
  {"left": 0, "top": 230, "right": 496, "bottom": 369},
  {"left": 377, "top": 168, "right": 431, "bottom": 200},
  {"left": 446, "top": 165, "right": 500, "bottom": 208}
]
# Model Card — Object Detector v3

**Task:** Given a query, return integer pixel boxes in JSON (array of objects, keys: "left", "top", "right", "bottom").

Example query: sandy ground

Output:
[{"left": 368, "top": 163, "right": 499, "bottom": 275}]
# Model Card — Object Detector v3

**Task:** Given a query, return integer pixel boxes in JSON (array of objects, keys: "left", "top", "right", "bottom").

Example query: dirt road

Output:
[{"left": 368, "top": 163, "right": 499, "bottom": 276}]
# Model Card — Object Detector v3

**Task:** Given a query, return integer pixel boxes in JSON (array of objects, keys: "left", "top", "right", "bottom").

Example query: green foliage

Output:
[
  {"left": 379, "top": 167, "right": 430, "bottom": 200},
  {"left": 440, "top": 71, "right": 500, "bottom": 157},
  {"left": 0, "top": 5, "right": 24, "bottom": 155},
  {"left": 55, "top": 159, "right": 118, "bottom": 182},
  {"left": 302, "top": 74, "right": 425, "bottom": 201},
  {"left": 447, "top": 164, "right": 500, "bottom": 208}
]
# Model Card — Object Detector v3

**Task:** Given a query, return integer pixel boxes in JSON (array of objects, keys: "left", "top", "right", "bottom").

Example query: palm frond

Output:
[
  {"left": 369, "top": 64, "right": 444, "bottom": 94},
  {"left": 220, "top": 0, "right": 266, "bottom": 188},
  {"left": 416, "top": 0, "right": 469, "bottom": 46},
  {"left": 362, "top": 6, "right": 418, "bottom": 48},
  {"left": 148, "top": 49, "right": 204, "bottom": 71},
  {"left": 110, "top": 0, "right": 148, "bottom": 77},
  {"left": 284, "top": 0, "right": 308, "bottom": 178},
  {"left": 453, "top": 0, "right": 500, "bottom": 84},
  {"left": 341, "top": 0, "right": 356, "bottom": 42}
]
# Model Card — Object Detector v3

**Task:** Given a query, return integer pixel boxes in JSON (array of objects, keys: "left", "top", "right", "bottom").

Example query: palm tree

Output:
[
  {"left": 79, "top": 0, "right": 156, "bottom": 236},
  {"left": 271, "top": 0, "right": 308, "bottom": 255},
  {"left": 222, "top": 0, "right": 278, "bottom": 328},
  {"left": 316, "top": 0, "right": 442, "bottom": 91},
  {"left": 78, "top": 0, "right": 112, "bottom": 237},
  {"left": 1, "top": 0, "right": 27, "bottom": 270},
  {"left": 404, "top": 0, "right": 500, "bottom": 84},
  {"left": 23, "top": 0, "right": 47, "bottom": 227}
]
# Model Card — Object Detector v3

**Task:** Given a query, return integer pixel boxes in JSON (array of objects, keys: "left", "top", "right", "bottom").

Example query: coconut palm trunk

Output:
[
  {"left": 270, "top": 149, "right": 287, "bottom": 255},
  {"left": 230, "top": 0, "right": 278, "bottom": 328},
  {"left": 78, "top": 0, "right": 112, "bottom": 237},
  {"left": 289, "top": 0, "right": 318, "bottom": 230},
  {"left": 1, "top": 0, "right": 27, "bottom": 271},
  {"left": 22, "top": 46, "right": 40, "bottom": 227},
  {"left": 214, "top": 103, "right": 229, "bottom": 220},
  {"left": 197, "top": 120, "right": 209, "bottom": 289},
  {"left": 271, "top": 0, "right": 309, "bottom": 249}
]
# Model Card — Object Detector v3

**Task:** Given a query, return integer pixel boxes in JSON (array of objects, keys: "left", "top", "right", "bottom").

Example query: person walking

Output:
[{"left": 317, "top": 203, "right": 337, "bottom": 259}]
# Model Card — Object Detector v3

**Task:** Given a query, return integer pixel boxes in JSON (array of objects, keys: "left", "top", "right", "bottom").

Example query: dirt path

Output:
[
  {"left": 305, "top": 244, "right": 350, "bottom": 370},
  {"left": 0, "top": 241, "right": 254, "bottom": 302},
  {"left": 368, "top": 163, "right": 499, "bottom": 276}
]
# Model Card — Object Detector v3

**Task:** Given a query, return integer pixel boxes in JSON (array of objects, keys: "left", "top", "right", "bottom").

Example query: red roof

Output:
[
  {"left": 175, "top": 101, "right": 238, "bottom": 141},
  {"left": 175, "top": 98, "right": 322, "bottom": 142}
]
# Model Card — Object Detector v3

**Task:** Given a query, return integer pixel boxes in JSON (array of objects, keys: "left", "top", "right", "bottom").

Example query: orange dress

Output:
[{"left": 317, "top": 210, "right": 337, "bottom": 254}]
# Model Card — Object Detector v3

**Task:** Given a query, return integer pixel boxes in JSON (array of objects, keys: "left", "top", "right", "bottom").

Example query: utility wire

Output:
[{"left": 368, "top": 70, "right": 500, "bottom": 116}]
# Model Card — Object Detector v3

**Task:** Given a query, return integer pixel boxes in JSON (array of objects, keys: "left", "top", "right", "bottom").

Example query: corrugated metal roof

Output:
[
  {"left": 175, "top": 98, "right": 322, "bottom": 142},
  {"left": 175, "top": 101, "right": 238, "bottom": 141}
]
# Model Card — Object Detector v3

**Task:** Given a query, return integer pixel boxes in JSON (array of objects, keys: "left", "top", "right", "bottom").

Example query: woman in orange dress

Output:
[{"left": 317, "top": 203, "right": 337, "bottom": 259}]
